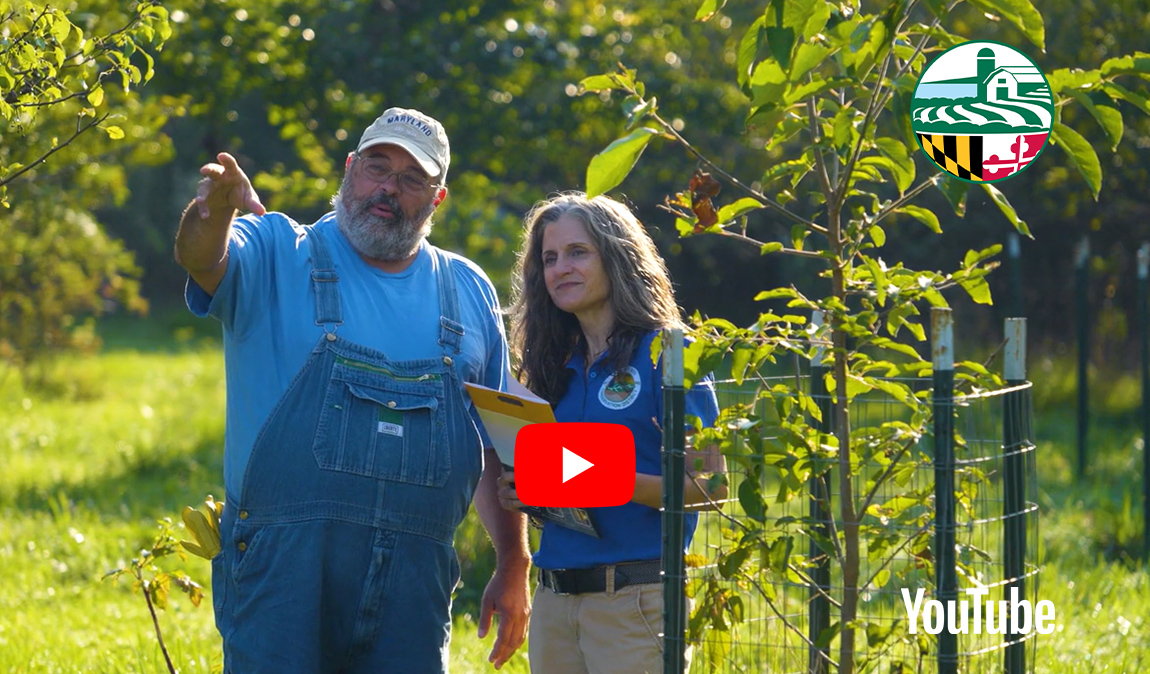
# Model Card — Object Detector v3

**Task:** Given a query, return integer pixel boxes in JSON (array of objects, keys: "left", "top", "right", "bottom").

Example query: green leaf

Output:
[
  {"left": 864, "top": 256, "right": 888, "bottom": 306},
  {"left": 750, "top": 59, "right": 788, "bottom": 107},
  {"left": 1067, "top": 90, "right": 1123, "bottom": 151},
  {"left": 875, "top": 137, "right": 915, "bottom": 193},
  {"left": 1046, "top": 68, "right": 1099, "bottom": 95},
  {"left": 761, "top": 158, "right": 813, "bottom": 185},
  {"left": 765, "top": 26, "right": 795, "bottom": 70},
  {"left": 586, "top": 128, "right": 657, "bottom": 198},
  {"left": 963, "top": 245, "right": 1002, "bottom": 268},
  {"left": 832, "top": 107, "right": 854, "bottom": 151},
  {"left": 896, "top": 205, "right": 942, "bottom": 234},
  {"left": 966, "top": 0, "right": 1045, "bottom": 51},
  {"left": 891, "top": 90, "right": 919, "bottom": 150},
  {"left": 981, "top": 184, "right": 1032, "bottom": 238},
  {"left": 792, "top": 223, "right": 810, "bottom": 251},
  {"left": 761, "top": 242, "right": 785, "bottom": 255},
  {"left": 695, "top": 0, "right": 727, "bottom": 21},
  {"left": 48, "top": 11, "right": 71, "bottom": 44},
  {"left": 716, "top": 197, "right": 765, "bottom": 224},
  {"left": 768, "top": 535, "right": 794, "bottom": 572},
  {"left": 790, "top": 43, "right": 832, "bottom": 81},
  {"left": 683, "top": 338, "right": 725, "bottom": 389},
  {"left": 104, "top": 125, "right": 125, "bottom": 140},
  {"left": 87, "top": 87, "right": 104, "bottom": 107},
  {"left": 1100, "top": 52, "right": 1150, "bottom": 79},
  {"left": 783, "top": 76, "right": 853, "bottom": 106},
  {"left": 730, "top": 344, "right": 756, "bottom": 384},
  {"left": 738, "top": 473, "right": 767, "bottom": 523},
  {"left": 959, "top": 276, "right": 993, "bottom": 305},
  {"left": 718, "top": 545, "right": 751, "bottom": 578},
  {"left": 1051, "top": 122, "right": 1101, "bottom": 200},
  {"left": 755, "top": 288, "right": 800, "bottom": 301},
  {"left": 579, "top": 74, "right": 618, "bottom": 93},
  {"left": 737, "top": 16, "right": 768, "bottom": 91},
  {"left": 935, "top": 175, "right": 968, "bottom": 217},
  {"left": 869, "top": 225, "right": 886, "bottom": 247},
  {"left": 1102, "top": 82, "right": 1150, "bottom": 118}
]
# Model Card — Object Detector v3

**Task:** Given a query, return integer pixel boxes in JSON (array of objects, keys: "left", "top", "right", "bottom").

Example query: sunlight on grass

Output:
[{"left": 3, "top": 343, "right": 1150, "bottom": 672}]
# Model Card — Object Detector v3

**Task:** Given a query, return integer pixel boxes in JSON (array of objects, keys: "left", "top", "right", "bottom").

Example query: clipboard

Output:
[{"left": 465, "top": 381, "right": 601, "bottom": 538}]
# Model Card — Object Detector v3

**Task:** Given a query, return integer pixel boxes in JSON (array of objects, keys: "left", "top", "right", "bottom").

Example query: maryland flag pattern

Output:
[
  {"left": 918, "top": 133, "right": 985, "bottom": 181},
  {"left": 917, "top": 132, "right": 1049, "bottom": 182}
]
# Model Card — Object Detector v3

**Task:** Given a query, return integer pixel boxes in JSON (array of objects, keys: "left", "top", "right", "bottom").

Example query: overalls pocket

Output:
[{"left": 314, "top": 377, "right": 451, "bottom": 486}]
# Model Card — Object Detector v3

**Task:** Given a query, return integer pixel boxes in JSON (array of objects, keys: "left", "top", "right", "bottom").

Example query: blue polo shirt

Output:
[{"left": 532, "top": 331, "right": 720, "bottom": 570}]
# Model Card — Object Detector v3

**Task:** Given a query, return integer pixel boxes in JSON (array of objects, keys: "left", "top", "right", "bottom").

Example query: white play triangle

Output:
[{"left": 562, "top": 447, "right": 594, "bottom": 483}]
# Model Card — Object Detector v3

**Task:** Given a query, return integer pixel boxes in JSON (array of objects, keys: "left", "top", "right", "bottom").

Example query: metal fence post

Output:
[
  {"left": 932, "top": 307, "right": 958, "bottom": 674},
  {"left": 808, "top": 311, "right": 832, "bottom": 674},
  {"left": 1076, "top": 237, "right": 1090, "bottom": 477},
  {"left": 662, "top": 328, "right": 687, "bottom": 674},
  {"left": 1139, "top": 244, "right": 1150, "bottom": 560},
  {"left": 1003, "top": 318, "right": 1028, "bottom": 674}
]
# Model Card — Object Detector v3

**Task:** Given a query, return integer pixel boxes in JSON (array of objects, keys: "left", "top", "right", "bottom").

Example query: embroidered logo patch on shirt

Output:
[{"left": 599, "top": 366, "right": 641, "bottom": 410}]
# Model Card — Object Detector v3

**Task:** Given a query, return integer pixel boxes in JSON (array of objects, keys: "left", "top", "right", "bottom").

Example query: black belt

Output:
[{"left": 538, "top": 560, "right": 662, "bottom": 595}]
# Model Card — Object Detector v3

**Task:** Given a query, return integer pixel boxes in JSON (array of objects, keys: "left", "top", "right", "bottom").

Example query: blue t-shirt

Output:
[
  {"left": 532, "top": 331, "right": 720, "bottom": 570},
  {"left": 186, "top": 212, "right": 508, "bottom": 498}
]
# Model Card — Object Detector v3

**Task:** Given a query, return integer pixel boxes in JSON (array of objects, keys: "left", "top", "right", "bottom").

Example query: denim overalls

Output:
[{"left": 211, "top": 227, "right": 483, "bottom": 673}]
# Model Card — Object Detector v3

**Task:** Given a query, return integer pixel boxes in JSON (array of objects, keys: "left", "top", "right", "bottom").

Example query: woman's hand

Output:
[
  {"left": 685, "top": 442, "right": 728, "bottom": 510},
  {"left": 496, "top": 470, "right": 526, "bottom": 512}
]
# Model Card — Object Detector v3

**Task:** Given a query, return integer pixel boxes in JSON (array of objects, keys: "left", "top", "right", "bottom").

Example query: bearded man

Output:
[{"left": 174, "top": 108, "right": 530, "bottom": 674}]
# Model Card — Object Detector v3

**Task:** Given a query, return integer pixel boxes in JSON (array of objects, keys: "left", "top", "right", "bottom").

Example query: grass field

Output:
[{"left": 1, "top": 324, "right": 1148, "bottom": 673}]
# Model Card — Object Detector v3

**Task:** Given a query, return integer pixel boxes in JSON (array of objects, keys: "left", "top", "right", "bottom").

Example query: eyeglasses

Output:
[{"left": 354, "top": 154, "right": 440, "bottom": 194}]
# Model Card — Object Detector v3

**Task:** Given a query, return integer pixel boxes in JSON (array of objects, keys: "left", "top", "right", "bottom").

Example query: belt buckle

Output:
[{"left": 545, "top": 568, "right": 573, "bottom": 596}]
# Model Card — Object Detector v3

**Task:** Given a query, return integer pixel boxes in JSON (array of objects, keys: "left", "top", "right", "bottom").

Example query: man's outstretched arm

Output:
[{"left": 175, "top": 151, "right": 266, "bottom": 295}]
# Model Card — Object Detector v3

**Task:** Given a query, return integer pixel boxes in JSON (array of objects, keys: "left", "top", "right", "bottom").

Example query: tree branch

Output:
[
  {"left": 647, "top": 110, "right": 826, "bottom": 233},
  {"left": 869, "top": 174, "right": 942, "bottom": 226},
  {"left": 0, "top": 113, "right": 108, "bottom": 188},
  {"left": 720, "top": 230, "right": 828, "bottom": 259},
  {"left": 140, "top": 577, "right": 177, "bottom": 674}
]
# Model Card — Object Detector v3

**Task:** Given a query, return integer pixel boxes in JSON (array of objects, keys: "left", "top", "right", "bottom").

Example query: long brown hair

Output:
[{"left": 509, "top": 193, "right": 683, "bottom": 403}]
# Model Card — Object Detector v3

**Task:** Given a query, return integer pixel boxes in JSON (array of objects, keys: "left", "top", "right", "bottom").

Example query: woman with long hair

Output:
[{"left": 500, "top": 192, "right": 725, "bottom": 674}]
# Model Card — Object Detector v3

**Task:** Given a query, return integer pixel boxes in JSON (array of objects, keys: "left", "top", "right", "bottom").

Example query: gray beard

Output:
[{"left": 333, "top": 186, "right": 434, "bottom": 262}]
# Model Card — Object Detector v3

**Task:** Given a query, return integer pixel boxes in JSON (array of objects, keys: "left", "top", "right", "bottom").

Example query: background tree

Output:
[{"left": 0, "top": 0, "right": 171, "bottom": 378}]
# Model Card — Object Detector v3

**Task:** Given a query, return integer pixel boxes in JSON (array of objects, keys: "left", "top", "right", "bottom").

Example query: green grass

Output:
[
  {"left": 0, "top": 343, "right": 529, "bottom": 673},
  {"left": 2, "top": 333, "right": 1150, "bottom": 672}
]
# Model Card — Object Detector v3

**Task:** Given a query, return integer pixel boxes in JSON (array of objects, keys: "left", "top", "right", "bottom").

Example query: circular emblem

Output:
[
  {"left": 911, "top": 41, "right": 1053, "bottom": 183},
  {"left": 599, "top": 366, "right": 641, "bottom": 410}
]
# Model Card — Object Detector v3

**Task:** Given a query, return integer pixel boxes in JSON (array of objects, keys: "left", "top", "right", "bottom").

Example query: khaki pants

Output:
[{"left": 527, "top": 582, "right": 693, "bottom": 674}]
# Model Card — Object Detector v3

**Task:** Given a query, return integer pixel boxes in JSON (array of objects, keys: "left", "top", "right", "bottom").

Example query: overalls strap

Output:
[{"left": 308, "top": 225, "right": 343, "bottom": 333}]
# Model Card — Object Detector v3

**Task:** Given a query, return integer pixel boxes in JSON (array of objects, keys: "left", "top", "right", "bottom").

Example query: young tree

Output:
[
  {"left": 581, "top": 1, "right": 1149, "bottom": 671},
  {"left": 0, "top": 1, "right": 171, "bottom": 377}
]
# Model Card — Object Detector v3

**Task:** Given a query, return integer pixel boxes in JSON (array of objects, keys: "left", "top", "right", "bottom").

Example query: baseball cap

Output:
[{"left": 356, "top": 107, "right": 451, "bottom": 181}]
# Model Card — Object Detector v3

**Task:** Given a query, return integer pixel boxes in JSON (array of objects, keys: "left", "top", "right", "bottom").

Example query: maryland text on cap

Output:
[{"left": 357, "top": 107, "right": 451, "bottom": 180}]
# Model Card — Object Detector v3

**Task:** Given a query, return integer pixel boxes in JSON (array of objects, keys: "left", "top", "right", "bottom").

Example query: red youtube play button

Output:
[{"left": 515, "top": 423, "right": 635, "bottom": 507}]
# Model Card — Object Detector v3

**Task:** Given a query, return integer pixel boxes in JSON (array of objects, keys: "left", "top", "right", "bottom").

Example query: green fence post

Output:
[
  {"left": 1076, "top": 237, "right": 1090, "bottom": 477},
  {"left": 932, "top": 307, "right": 958, "bottom": 674},
  {"left": 1003, "top": 318, "right": 1028, "bottom": 674},
  {"left": 662, "top": 328, "right": 687, "bottom": 674},
  {"left": 1139, "top": 244, "right": 1150, "bottom": 561},
  {"left": 808, "top": 311, "right": 832, "bottom": 674}
]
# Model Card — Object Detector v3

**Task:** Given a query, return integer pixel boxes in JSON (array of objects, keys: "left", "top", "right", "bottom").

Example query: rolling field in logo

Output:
[{"left": 912, "top": 41, "right": 1053, "bottom": 182}]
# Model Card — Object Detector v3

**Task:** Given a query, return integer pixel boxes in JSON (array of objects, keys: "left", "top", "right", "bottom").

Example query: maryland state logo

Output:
[
  {"left": 599, "top": 366, "right": 641, "bottom": 410},
  {"left": 912, "top": 41, "right": 1053, "bottom": 182}
]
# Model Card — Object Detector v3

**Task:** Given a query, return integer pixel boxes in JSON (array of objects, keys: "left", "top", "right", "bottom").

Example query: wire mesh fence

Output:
[{"left": 662, "top": 321, "right": 1040, "bottom": 674}]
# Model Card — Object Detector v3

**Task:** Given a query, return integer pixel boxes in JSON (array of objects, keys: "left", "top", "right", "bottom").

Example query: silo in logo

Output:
[{"left": 912, "top": 41, "right": 1053, "bottom": 182}]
